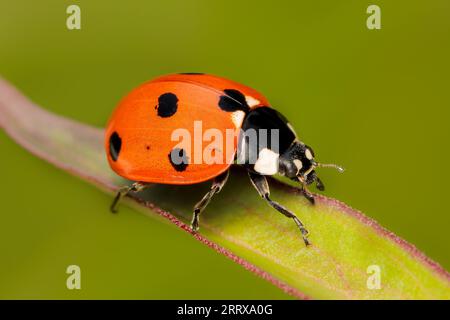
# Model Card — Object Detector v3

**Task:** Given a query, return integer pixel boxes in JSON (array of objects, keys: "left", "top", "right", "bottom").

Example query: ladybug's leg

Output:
[
  {"left": 191, "top": 170, "right": 229, "bottom": 232},
  {"left": 248, "top": 172, "right": 310, "bottom": 246},
  {"left": 291, "top": 176, "right": 315, "bottom": 205},
  {"left": 315, "top": 177, "right": 325, "bottom": 191},
  {"left": 300, "top": 185, "right": 315, "bottom": 205},
  {"left": 110, "top": 182, "right": 147, "bottom": 213}
]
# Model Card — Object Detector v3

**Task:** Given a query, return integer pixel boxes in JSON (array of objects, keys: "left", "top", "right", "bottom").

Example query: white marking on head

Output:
[
  {"left": 254, "top": 148, "right": 279, "bottom": 175},
  {"left": 231, "top": 110, "right": 246, "bottom": 128},
  {"left": 305, "top": 148, "right": 313, "bottom": 160},
  {"left": 293, "top": 159, "right": 303, "bottom": 173},
  {"left": 245, "top": 96, "right": 260, "bottom": 108}
]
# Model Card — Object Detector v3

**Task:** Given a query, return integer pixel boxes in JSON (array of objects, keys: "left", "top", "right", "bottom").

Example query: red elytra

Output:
[{"left": 105, "top": 73, "right": 269, "bottom": 184}]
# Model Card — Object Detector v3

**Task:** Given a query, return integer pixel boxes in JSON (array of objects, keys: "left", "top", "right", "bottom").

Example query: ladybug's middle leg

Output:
[
  {"left": 110, "top": 181, "right": 147, "bottom": 213},
  {"left": 248, "top": 171, "right": 310, "bottom": 246},
  {"left": 191, "top": 170, "right": 229, "bottom": 232}
]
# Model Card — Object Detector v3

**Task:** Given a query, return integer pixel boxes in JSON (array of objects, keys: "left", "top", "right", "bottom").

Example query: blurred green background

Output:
[{"left": 0, "top": 0, "right": 449, "bottom": 299}]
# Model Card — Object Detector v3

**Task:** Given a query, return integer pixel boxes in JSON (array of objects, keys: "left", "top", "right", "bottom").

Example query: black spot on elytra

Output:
[
  {"left": 218, "top": 89, "right": 249, "bottom": 113},
  {"left": 179, "top": 72, "right": 205, "bottom": 75},
  {"left": 168, "top": 148, "right": 189, "bottom": 172},
  {"left": 156, "top": 92, "right": 178, "bottom": 118},
  {"left": 109, "top": 131, "right": 122, "bottom": 161}
]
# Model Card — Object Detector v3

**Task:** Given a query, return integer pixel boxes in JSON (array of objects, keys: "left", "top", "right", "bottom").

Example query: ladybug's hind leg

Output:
[
  {"left": 191, "top": 170, "right": 229, "bottom": 232},
  {"left": 110, "top": 182, "right": 147, "bottom": 213},
  {"left": 248, "top": 172, "right": 310, "bottom": 246}
]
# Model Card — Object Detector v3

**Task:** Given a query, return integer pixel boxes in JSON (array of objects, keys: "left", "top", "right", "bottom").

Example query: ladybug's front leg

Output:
[
  {"left": 110, "top": 182, "right": 147, "bottom": 213},
  {"left": 300, "top": 185, "right": 315, "bottom": 205},
  {"left": 291, "top": 176, "right": 316, "bottom": 205},
  {"left": 191, "top": 170, "right": 229, "bottom": 232}
]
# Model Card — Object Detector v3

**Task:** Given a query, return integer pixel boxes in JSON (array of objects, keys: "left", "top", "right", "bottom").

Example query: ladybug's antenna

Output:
[{"left": 316, "top": 162, "right": 345, "bottom": 173}]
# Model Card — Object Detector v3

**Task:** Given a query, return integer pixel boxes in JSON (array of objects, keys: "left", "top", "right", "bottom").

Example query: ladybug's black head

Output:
[{"left": 278, "top": 141, "right": 344, "bottom": 191}]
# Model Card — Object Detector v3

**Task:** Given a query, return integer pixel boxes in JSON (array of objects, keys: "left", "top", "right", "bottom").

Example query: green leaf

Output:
[{"left": 1, "top": 77, "right": 449, "bottom": 299}]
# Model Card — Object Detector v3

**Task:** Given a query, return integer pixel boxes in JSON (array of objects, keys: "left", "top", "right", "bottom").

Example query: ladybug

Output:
[{"left": 105, "top": 73, "right": 343, "bottom": 246}]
